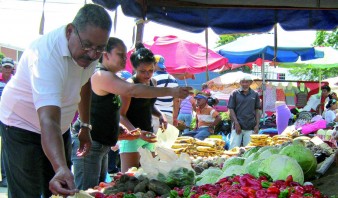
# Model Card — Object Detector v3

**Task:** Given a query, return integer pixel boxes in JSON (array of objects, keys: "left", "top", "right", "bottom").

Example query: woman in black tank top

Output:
[{"left": 119, "top": 43, "right": 168, "bottom": 173}]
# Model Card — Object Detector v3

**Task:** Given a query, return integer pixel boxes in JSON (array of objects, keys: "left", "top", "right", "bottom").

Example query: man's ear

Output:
[{"left": 65, "top": 24, "right": 74, "bottom": 40}]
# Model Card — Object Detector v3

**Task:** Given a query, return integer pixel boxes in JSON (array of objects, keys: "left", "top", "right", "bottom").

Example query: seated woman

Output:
[{"left": 324, "top": 99, "right": 338, "bottom": 127}]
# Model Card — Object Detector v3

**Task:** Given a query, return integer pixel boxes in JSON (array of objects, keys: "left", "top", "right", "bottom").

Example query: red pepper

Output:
[
  {"left": 256, "top": 189, "right": 268, "bottom": 198},
  {"left": 303, "top": 185, "right": 314, "bottom": 193},
  {"left": 294, "top": 186, "right": 305, "bottom": 195},
  {"left": 285, "top": 175, "right": 293, "bottom": 186},
  {"left": 267, "top": 186, "right": 280, "bottom": 194},
  {"left": 289, "top": 193, "right": 303, "bottom": 198}
]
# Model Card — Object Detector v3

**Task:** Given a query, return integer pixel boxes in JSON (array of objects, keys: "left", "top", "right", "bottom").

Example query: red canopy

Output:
[{"left": 125, "top": 35, "right": 229, "bottom": 74}]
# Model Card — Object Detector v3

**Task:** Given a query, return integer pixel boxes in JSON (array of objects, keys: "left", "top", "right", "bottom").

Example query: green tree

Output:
[
  {"left": 0, "top": 52, "right": 5, "bottom": 62},
  {"left": 289, "top": 28, "right": 338, "bottom": 80},
  {"left": 216, "top": 33, "right": 248, "bottom": 47}
]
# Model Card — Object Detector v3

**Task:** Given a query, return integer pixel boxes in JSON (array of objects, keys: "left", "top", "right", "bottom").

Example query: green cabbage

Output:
[
  {"left": 221, "top": 157, "right": 245, "bottom": 171},
  {"left": 218, "top": 165, "right": 245, "bottom": 181},
  {"left": 244, "top": 159, "right": 264, "bottom": 178},
  {"left": 196, "top": 167, "right": 223, "bottom": 186},
  {"left": 258, "top": 154, "right": 304, "bottom": 184},
  {"left": 279, "top": 144, "right": 317, "bottom": 180},
  {"left": 242, "top": 146, "right": 260, "bottom": 158},
  {"left": 258, "top": 147, "right": 280, "bottom": 160},
  {"left": 243, "top": 152, "right": 259, "bottom": 167}
]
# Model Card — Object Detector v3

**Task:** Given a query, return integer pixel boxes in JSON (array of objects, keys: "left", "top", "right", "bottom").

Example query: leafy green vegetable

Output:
[
  {"left": 222, "top": 157, "right": 245, "bottom": 171},
  {"left": 258, "top": 154, "right": 304, "bottom": 184},
  {"left": 242, "top": 146, "right": 261, "bottom": 158},
  {"left": 199, "top": 194, "right": 211, "bottom": 198},
  {"left": 245, "top": 159, "right": 264, "bottom": 178},
  {"left": 164, "top": 167, "right": 195, "bottom": 188},
  {"left": 196, "top": 167, "right": 223, "bottom": 186},
  {"left": 279, "top": 144, "right": 317, "bottom": 180},
  {"left": 218, "top": 165, "right": 245, "bottom": 181},
  {"left": 258, "top": 148, "right": 280, "bottom": 160},
  {"left": 123, "top": 194, "right": 137, "bottom": 198}
]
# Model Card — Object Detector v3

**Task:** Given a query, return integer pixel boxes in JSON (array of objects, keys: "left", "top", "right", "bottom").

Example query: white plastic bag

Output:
[{"left": 155, "top": 123, "right": 179, "bottom": 149}]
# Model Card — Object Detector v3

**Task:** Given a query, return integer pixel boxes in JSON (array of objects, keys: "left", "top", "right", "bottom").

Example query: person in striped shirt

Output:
[{"left": 152, "top": 55, "right": 179, "bottom": 133}]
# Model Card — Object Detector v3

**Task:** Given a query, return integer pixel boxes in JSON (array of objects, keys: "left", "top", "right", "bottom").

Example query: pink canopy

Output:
[{"left": 125, "top": 35, "right": 229, "bottom": 74}]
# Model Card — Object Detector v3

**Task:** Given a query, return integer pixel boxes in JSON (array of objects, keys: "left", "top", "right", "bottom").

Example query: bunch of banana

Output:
[
  {"left": 171, "top": 136, "right": 225, "bottom": 157},
  {"left": 247, "top": 134, "right": 270, "bottom": 146},
  {"left": 271, "top": 135, "right": 293, "bottom": 145}
]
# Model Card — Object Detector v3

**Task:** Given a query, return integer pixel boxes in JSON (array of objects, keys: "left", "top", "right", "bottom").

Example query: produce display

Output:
[{"left": 75, "top": 134, "right": 336, "bottom": 198}]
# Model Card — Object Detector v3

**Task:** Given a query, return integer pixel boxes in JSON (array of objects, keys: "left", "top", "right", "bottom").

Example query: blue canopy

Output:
[
  {"left": 217, "top": 34, "right": 324, "bottom": 64},
  {"left": 93, "top": 0, "right": 338, "bottom": 34}
]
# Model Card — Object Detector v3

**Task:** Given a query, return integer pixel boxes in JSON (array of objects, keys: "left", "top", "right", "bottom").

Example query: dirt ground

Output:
[{"left": 311, "top": 161, "right": 338, "bottom": 197}]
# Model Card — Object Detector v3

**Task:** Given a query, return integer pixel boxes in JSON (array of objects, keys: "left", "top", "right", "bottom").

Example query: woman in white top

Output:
[{"left": 324, "top": 99, "right": 338, "bottom": 125}]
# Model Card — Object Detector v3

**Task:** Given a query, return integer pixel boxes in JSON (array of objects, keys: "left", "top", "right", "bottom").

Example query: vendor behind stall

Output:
[{"left": 302, "top": 85, "right": 331, "bottom": 115}]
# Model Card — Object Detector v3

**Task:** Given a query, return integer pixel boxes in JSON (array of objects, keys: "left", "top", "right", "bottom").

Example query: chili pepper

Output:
[
  {"left": 266, "top": 194, "right": 278, "bottom": 198},
  {"left": 256, "top": 189, "right": 268, "bottom": 198},
  {"left": 182, "top": 186, "right": 191, "bottom": 197},
  {"left": 303, "top": 185, "right": 314, "bottom": 193},
  {"left": 261, "top": 181, "right": 272, "bottom": 188},
  {"left": 170, "top": 190, "right": 179, "bottom": 198},
  {"left": 285, "top": 175, "right": 293, "bottom": 186},
  {"left": 259, "top": 172, "right": 273, "bottom": 182},
  {"left": 278, "top": 189, "right": 289, "bottom": 198},
  {"left": 241, "top": 186, "right": 256, "bottom": 195},
  {"left": 267, "top": 186, "right": 280, "bottom": 194},
  {"left": 294, "top": 186, "right": 304, "bottom": 195},
  {"left": 289, "top": 193, "right": 302, "bottom": 198}
]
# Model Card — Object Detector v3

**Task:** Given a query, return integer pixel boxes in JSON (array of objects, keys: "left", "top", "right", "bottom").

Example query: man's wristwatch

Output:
[{"left": 80, "top": 122, "right": 92, "bottom": 130}]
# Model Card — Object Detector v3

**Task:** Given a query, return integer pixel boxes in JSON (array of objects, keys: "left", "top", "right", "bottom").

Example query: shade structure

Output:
[
  {"left": 125, "top": 35, "right": 229, "bottom": 74},
  {"left": 93, "top": 0, "right": 338, "bottom": 34},
  {"left": 217, "top": 33, "right": 322, "bottom": 64},
  {"left": 279, "top": 47, "right": 338, "bottom": 69},
  {"left": 206, "top": 71, "right": 262, "bottom": 94}
]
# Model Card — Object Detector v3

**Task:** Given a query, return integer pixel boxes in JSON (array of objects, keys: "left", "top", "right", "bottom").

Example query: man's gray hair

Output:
[{"left": 72, "top": 4, "right": 112, "bottom": 32}]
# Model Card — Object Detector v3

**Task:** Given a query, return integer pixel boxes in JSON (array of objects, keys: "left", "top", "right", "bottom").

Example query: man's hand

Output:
[
  {"left": 173, "top": 87, "right": 192, "bottom": 99},
  {"left": 139, "top": 131, "right": 157, "bottom": 143},
  {"left": 118, "top": 127, "right": 139, "bottom": 141},
  {"left": 49, "top": 166, "right": 78, "bottom": 197},
  {"left": 234, "top": 122, "right": 242, "bottom": 135},
  {"left": 208, "top": 126, "right": 215, "bottom": 134},
  {"left": 159, "top": 115, "right": 168, "bottom": 131},
  {"left": 76, "top": 128, "right": 92, "bottom": 157},
  {"left": 253, "top": 125, "right": 259, "bottom": 134}
]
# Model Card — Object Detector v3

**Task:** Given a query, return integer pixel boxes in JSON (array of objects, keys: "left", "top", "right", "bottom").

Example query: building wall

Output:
[{"left": 0, "top": 46, "right": 23, "bottom": 62}]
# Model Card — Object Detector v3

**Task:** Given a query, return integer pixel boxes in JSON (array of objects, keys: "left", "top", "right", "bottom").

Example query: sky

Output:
[{"left": 0, "top": 0, "right": 318, "bottom": 51}]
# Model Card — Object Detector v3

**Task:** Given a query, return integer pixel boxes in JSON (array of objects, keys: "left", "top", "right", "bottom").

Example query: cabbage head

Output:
[
  {"left": 242, "top": 147, "right": 260, "bottom": 158},
  {"left": 279, "top": 144, "right": 317, "bottom": 180},
  {"left": 218, "top": 165, "right": 245, "bottom": 181},
  {"left": 245, "top": 159, "right": 264, "bottom": 178},
  {"left": 258, "top": 147, "right": 280, "bottom": 160},
  {"left": 196, "top": 167, "right": 223, "bottom": 186},
  {"left": 258, "top": 154, "right": 304, "bottom": 184},
  {"left": 221, "top": 157, "right": 245, "bottom": 171},
  {"left": 243, "top": 152, "right": 259, "bottom": 167}
]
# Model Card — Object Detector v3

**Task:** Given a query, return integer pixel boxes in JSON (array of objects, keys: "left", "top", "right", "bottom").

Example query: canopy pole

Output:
[
  {"left": 262, "top": 53, "right": 265, "bottom": 124},
  {"left": 318, "top": 68, "right": 323, "bottom": 115},
  {"left": 38, "top": 0, "right": 46, "bottom": 35},
  {"left": 205, "top": 28, "right": 209, "bottom": 81}
]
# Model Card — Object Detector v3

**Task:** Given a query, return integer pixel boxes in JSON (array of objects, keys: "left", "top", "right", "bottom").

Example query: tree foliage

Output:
[
  {"left": 216, "top": 34, "right": 248, "bottom": 47},
  {"left": 289, "top": 28, "right": 338, "bottom": 80}
]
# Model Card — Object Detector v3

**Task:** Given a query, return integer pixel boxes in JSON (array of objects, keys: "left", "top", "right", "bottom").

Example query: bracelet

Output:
[{"left": 80, "top": 122, "right": 92, "bottom": 130}]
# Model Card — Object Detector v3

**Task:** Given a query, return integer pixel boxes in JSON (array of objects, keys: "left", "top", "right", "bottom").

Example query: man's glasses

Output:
[{"left": 74, "top": 26, "right": 106, "bottom": 54}]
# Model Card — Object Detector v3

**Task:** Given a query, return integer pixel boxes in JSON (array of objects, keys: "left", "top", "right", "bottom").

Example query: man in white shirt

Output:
[{"left": 0, "top": 4, "right": 111, "bottom": 198}]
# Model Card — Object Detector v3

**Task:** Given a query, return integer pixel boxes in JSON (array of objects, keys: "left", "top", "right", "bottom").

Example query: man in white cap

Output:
[
  {"left": 151, "top": 55, "right": 179, "bottom": 132},
  {"left": 227, "top": 75, "right": 261, "bottom": 149}
]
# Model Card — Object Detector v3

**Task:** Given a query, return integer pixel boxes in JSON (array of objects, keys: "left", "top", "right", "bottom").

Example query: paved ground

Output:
[{"left": 0, "top": 187, "right": 7, "bottom": 198}]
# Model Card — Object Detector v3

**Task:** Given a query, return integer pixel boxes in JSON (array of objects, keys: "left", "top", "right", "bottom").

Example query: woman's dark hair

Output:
[
  {"left": 130, "top": 42, "right": 155, "bottom": 69},
  {"left": 326, "top": 99, "right": 337, "bottom": 109},
  {"left": 99, "top": 37, "right": 126, "bottom": 63},
  {"left": 321, "top": 85, "right": 331, "bottom": 93},
  {"left": 328, "top": 92, "right": 337, "bottom": 100}
]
